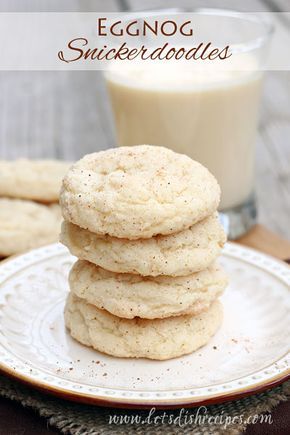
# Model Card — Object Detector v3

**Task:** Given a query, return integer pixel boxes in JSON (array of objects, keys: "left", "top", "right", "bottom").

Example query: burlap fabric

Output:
[{"left": 0, "top": 374, "right": 289, "bottom": 434}]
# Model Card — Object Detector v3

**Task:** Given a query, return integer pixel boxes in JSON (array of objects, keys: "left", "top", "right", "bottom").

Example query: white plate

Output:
[{"left": 0, "top": 242, "right": 289, "bottom": 408}]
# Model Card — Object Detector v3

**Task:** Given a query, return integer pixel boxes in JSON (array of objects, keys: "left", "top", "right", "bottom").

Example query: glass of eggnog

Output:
[{"left": 105, "top": 9, "right": 273, "bottom": 238}]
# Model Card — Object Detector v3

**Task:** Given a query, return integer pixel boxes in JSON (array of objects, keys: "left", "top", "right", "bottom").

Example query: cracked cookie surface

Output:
[
  {"left": 0, "top": 198, "right": 62, "bottom": 256},
  {"left": 64, "top": 293, "right": 223, "bottom": 360},
  {"left": 68, "top": 259, "right": 227, "bottom": 319},
  {"left": 0, "top": 159, "right": 71, "bottom": 202},
  {"left": 60, "top": 145, "right": 220, "bottom": 239},
  {"left": 61, "top": 212, "right": 226, "bottom": 277}
]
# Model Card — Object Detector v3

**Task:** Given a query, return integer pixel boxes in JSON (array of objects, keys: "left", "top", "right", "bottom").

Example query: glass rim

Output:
[{"left": 120, "top": 7, "right": 274, "bottom": 54}]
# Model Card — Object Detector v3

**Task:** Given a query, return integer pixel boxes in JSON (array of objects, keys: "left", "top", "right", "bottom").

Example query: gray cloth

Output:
[{"left": 0, "top": 375, "right": 289, "bottom": 434}]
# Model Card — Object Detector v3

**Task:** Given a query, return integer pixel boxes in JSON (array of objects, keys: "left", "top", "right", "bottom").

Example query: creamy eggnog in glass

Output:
[{"left": 105, "top": 10, "right": 272, "bottom": 238}]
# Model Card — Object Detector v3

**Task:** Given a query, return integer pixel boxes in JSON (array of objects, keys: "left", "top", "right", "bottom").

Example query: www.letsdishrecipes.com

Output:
[{"left": 107, "top": 407, "right": 273, "bottom": 429}]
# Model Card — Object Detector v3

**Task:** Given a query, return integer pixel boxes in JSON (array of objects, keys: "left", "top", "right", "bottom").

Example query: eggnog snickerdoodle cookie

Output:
[
  {"left": 0, "top": 159, "right": 71, "bottom": 202},
  {"left": 0, "top": 198, "right": 62, "bottom": 257},
  {"left": 61, "top": 213, "right": 226, "bottom": 277},
  {"left": 68, "top": 259, "right": 227, "bottom": 319},
  {"left": 60, "top": 145, "right": 220, "bottom": 239},
  {"left": 64, "top": 293, "right": 223, "bottom": 360}
]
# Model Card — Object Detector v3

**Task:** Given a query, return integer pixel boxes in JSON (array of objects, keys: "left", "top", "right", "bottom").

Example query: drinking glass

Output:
[{"left": 105, "top": 9, "right": 273, "bottom": 239}]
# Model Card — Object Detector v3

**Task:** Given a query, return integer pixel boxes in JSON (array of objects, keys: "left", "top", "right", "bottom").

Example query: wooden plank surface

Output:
[
  {"left": 126, "top": 0, "right": 270, "bottom": 12},
  {"left": 263, "top": 0, "right": 290, "bottom": 13},
  {"left": 0, "top": 0, "right": 289, "bottom": 242},
  {"left": 0, "top": 0, "right": 121, "bottom": 12},
  {"left": 237, "top": 224, "right": 290, "bottom": 260},
  {"left": 256, "top": 71, "right": 290, "bottom": 239}
]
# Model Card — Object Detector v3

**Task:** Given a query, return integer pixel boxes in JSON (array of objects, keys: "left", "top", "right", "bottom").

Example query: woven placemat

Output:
[{"left": 0, "top": 375, "right": 289, "bottom": 434}]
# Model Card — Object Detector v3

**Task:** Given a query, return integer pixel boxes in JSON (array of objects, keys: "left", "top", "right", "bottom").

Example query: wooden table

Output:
[{"left": 0, "top": 1, "right": 289, "bottom": 434}]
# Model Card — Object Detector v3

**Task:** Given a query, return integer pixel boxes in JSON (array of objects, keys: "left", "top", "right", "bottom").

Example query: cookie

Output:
[
  {"left": 0, "top": 198, "right": 62, "bottom": 257},
  {"left": 0, "top": 159, "right": 71, "bottom": 202},
  {"left": 65, "top": 293, "right": 223, "bottom": 360},
  {"left": 60, "top": 145, "right": 220, "bottom": 239},
  {"left": 61, "top": 213, "right": 226, "bottom": 277},
  {"left": 68, "top": 259, "right": 227, "bottom": 319}
]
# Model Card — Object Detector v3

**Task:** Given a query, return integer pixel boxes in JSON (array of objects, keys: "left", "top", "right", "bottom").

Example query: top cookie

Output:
[
  {"left": 60, "top": 145, "right": 220, "bottom": 239},
  {"left": 0, "top": 159, "right": 71, "bottom": 202}
]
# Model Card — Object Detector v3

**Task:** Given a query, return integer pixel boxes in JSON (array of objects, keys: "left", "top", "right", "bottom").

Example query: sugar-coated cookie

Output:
[
  {"left": 0, "top": 198, "right": 62, "bottom": 256},
  {"left": 64, "top": 293, "right": 223, "bottom": 360},
  {"left": 61, "top": 213, "right": 226, "bottom": 277},
  {"left": 60, "top": 145, "right": 220, "bottom": 239},
  {"left": 0, "top": 159, "right": 71, "bottom": 202},
  {"left": 68, "top": 259, "right": 227, "bottom": 319}
]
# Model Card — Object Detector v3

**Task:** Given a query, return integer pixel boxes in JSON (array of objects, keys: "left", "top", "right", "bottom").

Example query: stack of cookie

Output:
[
  {"left": 0, "top": 159, "right": 70, "bottom": 257},
  {"left": 60, "top": 145, "right": 227, "bottom": 360}
]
